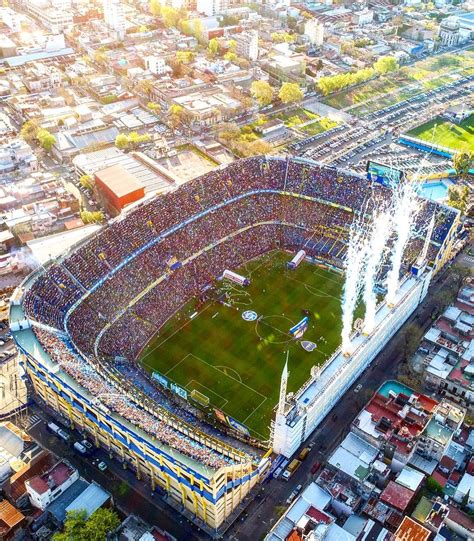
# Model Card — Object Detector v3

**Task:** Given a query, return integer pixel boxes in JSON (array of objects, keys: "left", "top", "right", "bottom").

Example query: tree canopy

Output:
[
  {"left": 250, "top": 80, "right": 274, "bottom": 106},
  {"left": 53, "top": 508, "right": 120, "bottom": 541},
  {"left": 278, "top": 82, "right": 303, "bottom": 104},
  {"left": 447, "top": 184, "right": 469, "bottom": 215},
  {"left": 453, "top": 150, "right": 473, "bottom": 178}
]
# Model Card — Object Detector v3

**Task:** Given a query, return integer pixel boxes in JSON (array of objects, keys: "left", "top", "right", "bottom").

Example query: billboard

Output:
[
  {"left": 171, "top": 383, "right": 188, "bottom": 400},
  {"left": 152, "top": 371, "right": 169, "bottom": 389},
  {"left": 366, "top": 161, "right": 405, "bottom": 187},
  {"left": 214, "top": 409, "right": 250, "bottom": 437}
]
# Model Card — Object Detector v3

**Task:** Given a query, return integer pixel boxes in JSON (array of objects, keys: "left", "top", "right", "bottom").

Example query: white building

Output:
[
  {"left": 235, "top": 30, "right": 259, "bottom": 61},
  {"left": 145, "top": 56, "right": 167, "bottom": 75},
  {"left": 273, "top": 268, "right": 433, "bottom": 458},
  {"left": 25, "top": 0, "right": 73, "bottom": 33},
  {"left": 352, "top": 8, "right": 374, "bottom": 26},
  {"left": 26, "top": 461, "right": 79, "bottom": 510},
  {"left": 197, "top": 0, "right": 227, "bottom": 16},
  {"left": 0, "top": 140, "right": 38, "bottom": 178},
  {"left": 103, "top": 0, "right": 126, "bottom": 39},
  {"left": 439, "top": 17, "right": 460, "bottom": 47},
  {"left": 304, "top": 19, "right": 324, "bottom": 47}
]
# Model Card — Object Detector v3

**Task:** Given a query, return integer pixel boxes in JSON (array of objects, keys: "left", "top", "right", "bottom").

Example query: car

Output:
[
  {"left": 311, "top": 461, "right": 321, "bottom": 475},
  {"left": 354, "top": 384, "right": 362, "bottom": 393},
  {"left": 81, "top": 439, "right": 93, "bottom": 450},
  {"left": 97, "top": 461, "right": 107, "bottom": 471}
]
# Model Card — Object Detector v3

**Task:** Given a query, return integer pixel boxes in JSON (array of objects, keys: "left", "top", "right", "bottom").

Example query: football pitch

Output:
[{"left": 139, "top": 251, "right": 345, "bottom": 440}]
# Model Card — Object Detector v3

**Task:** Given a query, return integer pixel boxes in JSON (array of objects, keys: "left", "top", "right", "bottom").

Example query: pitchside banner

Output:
[
  {"left": 152, "top": 371, "right": 169, "bottom": 389},
  {"left": 214, "top": 408, "right": 250, "bottom": 437}
]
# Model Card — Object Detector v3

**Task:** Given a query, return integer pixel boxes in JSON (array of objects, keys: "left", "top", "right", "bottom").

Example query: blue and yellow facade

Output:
[{"left": 10, "top": 297, "right": 267, "bottom": 533}]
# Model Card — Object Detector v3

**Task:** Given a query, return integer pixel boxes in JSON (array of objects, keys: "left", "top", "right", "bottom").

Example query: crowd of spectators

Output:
[{"left": 33, "top": 328, "right": 246, "bottom": 469}]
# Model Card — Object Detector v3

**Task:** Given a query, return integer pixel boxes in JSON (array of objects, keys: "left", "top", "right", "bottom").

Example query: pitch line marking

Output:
[
  {"left": 163, "top": 353, "right": 193, "bottom": 376},
  {"left": 215, "top": 366, "right": 243, "bottom": 383},
  {"left": 141, "top": 304, "right": 212, "bottom": 361},
  {"left": 188, "top": 353, "right": 268, "bottom": 400},
  {"left": 242, "top": 396, "right": 268, "bottom": 424}
]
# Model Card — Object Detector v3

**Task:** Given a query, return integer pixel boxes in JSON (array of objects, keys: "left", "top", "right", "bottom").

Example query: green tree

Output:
[
  {"left": 176, "top": 51, "right": 195, "bottom": 64},
  {"left": 447, "top": 184, "right": 469, "bottom": 214},
  {"left": 37, "top": 128, "right": 56, "bottom": 151},
  {"left": 426, "top": 476, "right": 444, "bottom": 495},
  {"left": 150, "top": 0, "right": 161, "bottom": 16},
  {"left": 79, "top": 174, "right": 94, "bottom": 191},
  {"left": 128, "top": 131, "right": 151, "bottom": 148},
  {"left": 453, "top": 151, "right": 473, "bottom": 178},
  {"left": 115, "top": 133, "right": 129, "bottom": 150},
  {"left": 161, "top": 5, "right": 179, "bottom": 28},
  {"left": 374, "top": 55, "right": 398, "bottom": 75},
  {"left": 53, "top": 508, "right": 120, "bottom": 541},
  {"left": 278, "top": 82, "right": 303, "bottom": 104},
  {"left": 250, "top": 80, "right": 274, "bottom": 107},
  {"left": 208, "top": 38, "right": 220, "bottom": 57},
  {"left": 147, "top": 101, "right": 161, "bottom": 113},
  {"left": 224, "top": 52, "right": 237, "bottom": 62},
  {"left": 80, "top": 210, "right": 105, "bottom": 224},
  {"left": 20, "top": 120, "right": 39, "bottom": 143},
  {"left": 271, "top": 32, "right": 295, "bottom": 43},
  {"left": 227, "top": 39, "right": 237, "bottom": 52}
]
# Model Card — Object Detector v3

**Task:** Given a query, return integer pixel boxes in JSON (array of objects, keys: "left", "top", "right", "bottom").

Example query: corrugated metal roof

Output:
[{"left": 65, "top": 482, "right": 110, "bottom": 518}]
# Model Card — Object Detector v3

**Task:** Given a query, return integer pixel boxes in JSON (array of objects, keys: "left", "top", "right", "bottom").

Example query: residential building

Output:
[
  {"left": 352, "top": 8, "right": 374, "bottom": 26},
  {"left": 438, "top": 17, "right": 460, "bottom": 47},
  {"left": 25, "top": 461, "right": 79, "bottom": 510},
  {"left": 103, "top": 0, "right": 126, "bottom": 39},
  {"left": 304, "top": 19, "right": 324, "bottom": 47},
  {"left": 197, "top": 0, "right": 227, "bottom": 16},
  {"left": 235, "top": 30, "right": 259, "bottom": 61},
  {"left": 144, "top": 56, "right": 167, "bottom": 75},
  {"left": 0, "top": 140, "right": 38, "bottom": 178},
  {"left": 24, "top": 0, "right": 73, "bottom": 32}
]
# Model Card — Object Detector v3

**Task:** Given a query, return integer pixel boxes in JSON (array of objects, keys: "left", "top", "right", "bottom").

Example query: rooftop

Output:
[
  {"left": 27, "top": 461, "right": 76, "bottom": 495},
  {"left": 95, "top": 164, "right": 144, "bottom": 199},
  {"left": 394, "top": 516, "right": 431, "bottom": 541},
  {"left": 380, "top": 481, "right": 415, "bottom": 512}
]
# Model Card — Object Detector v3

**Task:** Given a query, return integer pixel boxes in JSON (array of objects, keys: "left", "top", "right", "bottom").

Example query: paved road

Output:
[{"left": 226, "top": 255, "right": 463, "bottom": 541}]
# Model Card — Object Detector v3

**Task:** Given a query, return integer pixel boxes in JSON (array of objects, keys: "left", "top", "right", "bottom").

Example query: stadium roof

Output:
[
  {"left": 95, "top": 164, "right": 144, "bottom": 199},
  {"left": 26, "top": 224, "right": 102, "bottom": 265}
]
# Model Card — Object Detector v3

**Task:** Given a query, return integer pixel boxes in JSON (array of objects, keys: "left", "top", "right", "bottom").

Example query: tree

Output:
[
  {"left": 115, "top": 133, "right": 129, "bottom": 150},
  {"left": 192, "top": 19, "right": 204, "bottom": 43},
  {"left": 251, "top": 80, "right": 274, "bottom": 107},
  {"left": 447, "top": 184, "right": 469, "bottom": 214},
  {"left": 402, "top": 322, "right": 423, "bottom": 360},
  {"left": 79, "top": 174, "right": 94, "bottom": 191},
  {"left": 53, "top": 508, "right": 120, "bottom": 541},
  {"left": 271, "top": 32, "right": 295, "bottom": 43},
  {"left": 150, "top": 0, "right": 161, "bottom": 16},
  {"left": 227, "top": 39, "right": 237, "bottom": 52},
  {"left": 147, "top": 101, "right": 161, "bottom": 113},
  {"left": 219, "top": 13, "right": 239, "bottom": 27},
  {"left": 80, "top": 210, "right": 105, "bottom": 224},
  {"left": 278, "top": 82, "right": 303, "bottom": 104},
  {"left": 426, "top": 476, "right": 444, "bottom": 495},
  {"left": 224, "top": 52, "right": 237, "bottom": 62},
  {"left": 161, "top": 5, "right": 179, "bottom": 28},
  {"left": 453, "top": 151, "right": 473, "bottom": 178},
  {"left": 176, "top": 51, "right": 194, "bottom": 64},
  {"left": 374, "top": 56, "right": 398, "bottom": 75},
  {"left": 20, "top": 120, "right": 39, "bottom": 143},
  {"left": 208, "top": 38, "right": 220, "bottom": 57},
  {"left": 37, "top": 128, "right": 56, "bottom": 151},
  {"left": 128, "top": 131, "right": 151, "bottom": 148}
]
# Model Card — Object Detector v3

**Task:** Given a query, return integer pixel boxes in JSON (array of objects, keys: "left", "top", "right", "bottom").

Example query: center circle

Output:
[{"left": 255, "top": 315, "right": 295, "bottom": 345}]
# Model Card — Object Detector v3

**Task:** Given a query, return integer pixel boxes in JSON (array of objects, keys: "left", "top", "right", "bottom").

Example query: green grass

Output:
[
  {"left": 139, "top": 251, "right": 345, "bottom": 440},
  {"left": 406, "top": 115, "right": 474, "bottom": 152},
  {"left": 322, "top": 48, "right": 474, "bottom": 113},
  {"left": 300, "top": 117, "right": 339, "bottom": 136}
]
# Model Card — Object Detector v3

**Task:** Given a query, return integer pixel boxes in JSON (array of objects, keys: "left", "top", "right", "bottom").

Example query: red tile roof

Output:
[
  {"left": 306, "top": 506, "right": 332, "bottom": 524},
  {"left": 380, "top": 481, "right": 415, "bottom": 512},
  {"left": 431, "top": 471, "right": 448, "bottom": 488}
]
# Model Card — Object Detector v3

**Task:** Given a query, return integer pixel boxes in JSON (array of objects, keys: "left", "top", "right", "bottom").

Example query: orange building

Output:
[{"left": 95, "top": 164, "right": 145, "bottom": 215}]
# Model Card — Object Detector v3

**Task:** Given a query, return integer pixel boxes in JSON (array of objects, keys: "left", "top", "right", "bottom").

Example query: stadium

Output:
[{"left": 10, "top": 156, "right": 459, "bottom": 534}]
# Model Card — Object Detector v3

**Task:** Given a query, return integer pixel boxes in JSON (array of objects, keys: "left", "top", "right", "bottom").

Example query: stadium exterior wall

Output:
[
  {"left": 10, "top": 305, "right": 265, "bottom": 533},
  {"left": 272, "top": 268, "right": 432, "bottom": 458}
]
